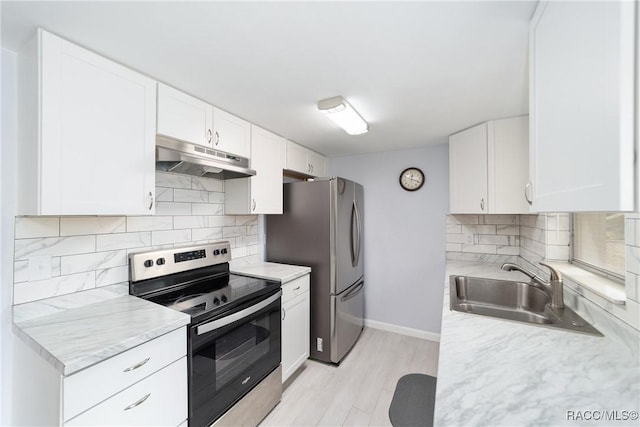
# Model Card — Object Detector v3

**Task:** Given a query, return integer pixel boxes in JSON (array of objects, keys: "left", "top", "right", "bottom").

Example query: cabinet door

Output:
[
  {"left": 213, "top": 107, "right": 251, "bottom": 158},
  {"left": 308, "top": 151, "right": 327, "bottom": 177},
  {"left": 282, "top": 290, "right": 310, "bottom": 383},
  {"left": 449, "top": 123, "right": 488, "bottom": 214},
  {"left": 489, "top": 116, "right": 529, "bottom": 214},
  {"left": 40, "top": 30, "right": 156, "bottom": 215},
  {"left": 285, "top": 140, "right": 309, "bottom": 174},
  {"left": 250, "top": 126, "right": 285, "bottom": 214},
  {"left": 157, "top": 83, "right": 213, "bottom": 148},
  {"left": 529, "top": 1, "right": 635, "bottom": 211}
]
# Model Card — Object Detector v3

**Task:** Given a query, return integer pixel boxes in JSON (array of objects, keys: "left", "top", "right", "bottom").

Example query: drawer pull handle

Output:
[
  {"left": 123, "top": 393, "right": 151, "bottom": 411},
  {"left": 293, "top": 286, "right": 301, "bottom": 291},
  {"left": 123, "top": 357, "right": 150, "bottom": 372}
]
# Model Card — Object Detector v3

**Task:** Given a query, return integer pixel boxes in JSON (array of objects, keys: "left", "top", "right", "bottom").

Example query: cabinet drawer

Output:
[
  {"left": 282, "top": 275, "right": 309, "bottom": 304},
  {"left": 65, "top": 357, "right": 187, "bottom": 427},
  {"left": 64, "top": 327, "right": 186, "bottom": 421}
]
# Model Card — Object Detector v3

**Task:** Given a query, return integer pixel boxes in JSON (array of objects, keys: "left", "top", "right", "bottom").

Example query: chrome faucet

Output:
[{"left": 501, "top": 262, "right": 564, "bottom": 309}]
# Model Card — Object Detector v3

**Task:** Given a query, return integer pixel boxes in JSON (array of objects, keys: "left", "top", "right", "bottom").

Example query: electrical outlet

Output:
[
  {"left": 317, "top": 337, "right": 323, "bottom": 352},
  {"left": 464, "top": 234, "right": 474, "bottom": 244}
]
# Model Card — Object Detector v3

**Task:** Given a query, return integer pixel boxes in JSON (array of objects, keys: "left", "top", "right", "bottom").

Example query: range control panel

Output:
[
  {"left": 174, "top": 249, "right": 206, "bottom": 263},
  {"left": 129, "top": 241, "right": 232, "bottom": 282}
]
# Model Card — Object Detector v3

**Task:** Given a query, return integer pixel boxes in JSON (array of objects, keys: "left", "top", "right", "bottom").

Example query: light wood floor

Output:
[{"left": 260, "top": 327, "right": 440, "bottom": 427}]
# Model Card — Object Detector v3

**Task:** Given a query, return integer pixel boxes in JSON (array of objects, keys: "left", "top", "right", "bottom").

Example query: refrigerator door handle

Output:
[
  {"left": 354, "top": 200, "right": 362, "bottom": 266},
  {"left": 350, "top": 201, "right": 357, "bottom": 267},
  {"left": 340, "top": 281, "right": 365, "bottom": 302}
]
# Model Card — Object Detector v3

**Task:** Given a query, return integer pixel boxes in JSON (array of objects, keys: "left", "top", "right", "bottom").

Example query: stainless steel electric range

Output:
[{"left": 129, "top": 241, "right": 282, "bottom": 427}]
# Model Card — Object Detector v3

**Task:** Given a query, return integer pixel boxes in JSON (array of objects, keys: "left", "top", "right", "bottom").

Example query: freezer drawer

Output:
[{"left": 331, "top": 279, "right": 365, "bottom": 363}]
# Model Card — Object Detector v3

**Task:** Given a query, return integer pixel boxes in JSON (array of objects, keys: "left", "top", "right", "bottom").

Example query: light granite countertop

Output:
[
  {"left": 231, "top": 261, "right": 311, "bottom": 283},
  {"left": 13, "top": 287, "right": 190, "bottom": 376},
  {"left": 434, "top": 261, "right": 640, "bottom": 427}
]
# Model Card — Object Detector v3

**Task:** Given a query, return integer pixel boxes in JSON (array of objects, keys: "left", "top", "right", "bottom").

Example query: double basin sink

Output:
[{"left": 450, "top": 275, "right": 602, "bottom": 336}]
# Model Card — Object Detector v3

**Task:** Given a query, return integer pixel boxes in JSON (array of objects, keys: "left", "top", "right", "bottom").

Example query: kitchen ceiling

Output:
[{"left": 1, "top": 1, "right": 537, "bottom": 158}]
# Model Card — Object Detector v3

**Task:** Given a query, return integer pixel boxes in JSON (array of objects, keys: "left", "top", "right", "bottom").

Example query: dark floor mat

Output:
[{"left": 388, "top": 373, "right": 437, "bottom": 427}]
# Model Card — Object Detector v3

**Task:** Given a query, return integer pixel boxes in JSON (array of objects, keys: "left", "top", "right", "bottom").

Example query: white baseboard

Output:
[{"left": 364, "top": 319, "right": 440, "bottom": 342}]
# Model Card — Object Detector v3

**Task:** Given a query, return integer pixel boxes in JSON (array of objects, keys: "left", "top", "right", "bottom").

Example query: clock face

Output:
[{"left": 399, "top": 167, "right": 425, "bottom": 191}]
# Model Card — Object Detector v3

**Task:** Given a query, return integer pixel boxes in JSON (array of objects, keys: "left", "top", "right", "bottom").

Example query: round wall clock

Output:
[{"left": 399, "top": 167, "right": 425, "bottom": 191}]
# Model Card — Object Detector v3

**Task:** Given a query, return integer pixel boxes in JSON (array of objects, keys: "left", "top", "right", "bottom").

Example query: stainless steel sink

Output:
[{"left": 450, "top": 275, "right": 603, "bottom": 336}]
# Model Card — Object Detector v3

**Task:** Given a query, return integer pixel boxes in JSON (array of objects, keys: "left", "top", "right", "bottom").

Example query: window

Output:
[{"left": 572, "top": 213, "right": 625, "bottom": 280}]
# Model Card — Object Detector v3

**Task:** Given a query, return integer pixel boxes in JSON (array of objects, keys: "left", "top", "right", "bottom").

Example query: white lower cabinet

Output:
[
  {"left": 63, "top": 327, "right": 186, "bottom": 423},
  {"left": 281, "top": 275, "right": 310, "bottom": 383},
  {"left": 65, "top": 358, "right": 187, "bottom": 427},
  {"left": 12, "top": 327, "right": 187, "bottom": 427}
]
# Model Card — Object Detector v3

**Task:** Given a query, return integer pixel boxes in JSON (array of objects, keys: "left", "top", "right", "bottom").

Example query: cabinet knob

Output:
[
  {"left": 252, "top": 198, "right": 256, "bottom": 211},
  {"left": 480, "top": 198, "right": 485, "bottom": 211},
  {"left": 282, "top": 307, "right": 286, "bottom": 320},
  {"left": 207, "top": 129, "right": 212, "bottom": 144},
  {"left": 215, "top": 131, "right": 220, "bottom": 146},
  {"left": 148, "top": 192, "right": 154, "bottom": 211},
  {"left": 524, "top": 182, "right": 533, "bottom": 205}
]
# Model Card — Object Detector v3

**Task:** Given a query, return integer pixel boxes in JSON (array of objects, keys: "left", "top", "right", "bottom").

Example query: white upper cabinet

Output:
[
  {"left": 449, "top": 123, "right": 489, "bottom": 214},
  {"left": 529, "top": 0, "right": 636, "bottom": 212},
  {"left": 491, "top": 117, "right": 530, "bottom": 213},
  {"left": 157, "top": 85, "right": 250, "bottom": 158},
  {"left": 157, "top": 83, "right": 214, "bottom": 148},
  {"left": 212, "top": 107, "right": 251, "bottom": 158},
  {"left": 449, "top": 116, "right": 529, "bottom": 214},
  {"left": 308, "top": 151, "right": 328, "bottom": 178},
  {"left": 18, "top": 29, "right": 157, "bottom": 216},
  {"left": 285, "top": 140, "right": 327, "bottom": 177},
  {"left": 225, "top": 125, "right": 285, "bottom": 214},
  {"left": 285, "top": 141, "right": 309, "bottom": 174}
]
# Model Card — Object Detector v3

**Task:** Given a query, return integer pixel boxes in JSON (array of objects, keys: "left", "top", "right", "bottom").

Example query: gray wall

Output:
[
  {"left": 1, "top": 47, "right": 17, "bottom": 425},
  {"left": 330, "top": 144, "right": 449, "bottom": 335}
]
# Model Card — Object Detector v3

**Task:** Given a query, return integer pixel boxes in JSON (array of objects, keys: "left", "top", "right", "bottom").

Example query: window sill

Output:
[{"left": 543, "top": 261, "right": 626, "bottom": 305}]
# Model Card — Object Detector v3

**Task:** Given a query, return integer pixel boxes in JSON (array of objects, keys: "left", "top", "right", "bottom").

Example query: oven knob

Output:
[
  {"left": 213, "top": 249, "right": 220, "bottom": 256},
  {"left": 156, "top": 258, "right": 165, "bottom": 266},
  {"left": 213, "top": 297, "right": 220, "bottom": 305},
  {"left": 221, "top": 295, "right": 228, "bottom": 303},
  {"left": 144, "top": 260, "right": 153, "bottom": 268},
  {"left": 221, "top": 248, "right": 228, "bottom": 255}
]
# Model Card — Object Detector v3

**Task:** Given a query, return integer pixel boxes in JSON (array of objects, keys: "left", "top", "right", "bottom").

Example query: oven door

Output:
[{"left": 188, "top": 289, "right": 281, "bottom": 427}]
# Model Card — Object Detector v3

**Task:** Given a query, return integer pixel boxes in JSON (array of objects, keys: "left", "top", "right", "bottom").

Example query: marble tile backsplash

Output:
[
  {"left": 12, "top": 172, "right": 262, "bottom": 305},
  {"left": 445, "top": 214, "right": 520, "bottom": 264},
  {"left": 518, "top": 212, "right": 571, "bottom": 270},
  {"left": 446, "top": 215, "right": 520, "bottom": 256}
]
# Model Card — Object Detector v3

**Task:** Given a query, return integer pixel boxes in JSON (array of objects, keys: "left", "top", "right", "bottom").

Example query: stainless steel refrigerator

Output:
[{"left": 266, "top": 177, "right": 364, "bottom": 364}]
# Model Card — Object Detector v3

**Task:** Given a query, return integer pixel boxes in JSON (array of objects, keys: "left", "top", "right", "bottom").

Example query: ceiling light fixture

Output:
[{"left": 317, "top": 96, "right": 368, "bottom": 135}]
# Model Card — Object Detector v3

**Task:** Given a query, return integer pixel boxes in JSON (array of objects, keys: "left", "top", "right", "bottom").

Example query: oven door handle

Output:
[{"left": 196, "top": 290, "right": 282, "bottom": 336}]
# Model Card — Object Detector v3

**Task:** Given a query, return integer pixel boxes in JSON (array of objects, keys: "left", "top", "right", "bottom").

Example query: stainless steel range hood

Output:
[{"left": 156, "top": 136, "right": 256, "bottom": 179}]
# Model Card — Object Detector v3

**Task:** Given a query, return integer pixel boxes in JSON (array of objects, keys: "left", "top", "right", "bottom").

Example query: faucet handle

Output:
[{"left": 539, "top": 262, "right": 562, "bottom": 282}]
